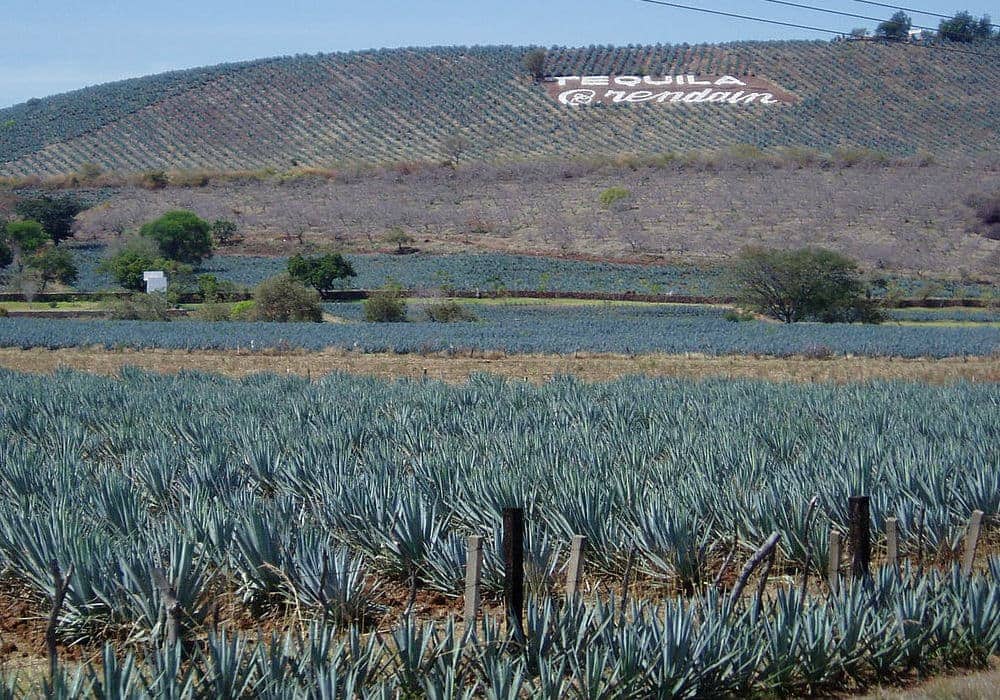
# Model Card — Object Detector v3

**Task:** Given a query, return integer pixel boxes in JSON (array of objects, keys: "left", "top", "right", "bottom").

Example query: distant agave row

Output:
[
  {"left": 5, "top": 565, "right": 1000, "bottom": 699},
  {"left": 1, "top": 308, "right": 997, "bottom": 357}
]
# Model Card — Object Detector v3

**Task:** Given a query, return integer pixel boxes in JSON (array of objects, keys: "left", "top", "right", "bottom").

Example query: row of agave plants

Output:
[
  {"left": 0, "top": 369, "right": 996, "bottom": 694},
  {"left": 5, "top": 564, "right": 1000, "bottom": 698}
]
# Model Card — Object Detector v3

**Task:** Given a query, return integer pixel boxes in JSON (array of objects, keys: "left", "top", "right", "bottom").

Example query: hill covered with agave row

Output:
[{"left": 2, "top": 41, "right": 999, "bottom": 176}]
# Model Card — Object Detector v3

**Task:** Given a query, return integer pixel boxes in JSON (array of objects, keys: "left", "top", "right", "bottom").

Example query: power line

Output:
[
  {"left": 845, "top": 0, "right": 998, "bottom": 28},
  {"left": 632, "top": 0, "right": 1000, "bottom": 59},
  {"left": 757, "top": 0, "right": 940, "bottom": 32}
]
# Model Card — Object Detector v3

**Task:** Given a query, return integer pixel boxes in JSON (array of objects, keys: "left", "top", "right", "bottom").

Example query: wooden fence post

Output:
[
  {"left": 47, "top": 561, "right": 74, "bottom": 683},
  {"left": 463, "top": 536, "right": 483, "bottom": 625},
  {"left": 827, "top": 528, "right": 841, "bottom": 595},
  {"left": 961, "top": 510, "right": 984, "bottom": 578},
  {"left": 848, "top": 496, "right": 871, "bottom": 580},
  {"left": 565, "top": 535, "right": 587, "bottom": 601},
  {"left": 885, "top": 517, "right": 899, "bottom": 570},
  {"left": 152, "top": 567, "right": 182, "bottom": 650},
  {"left": 502, "top": 508, "right": 525, "bottom": 641}
]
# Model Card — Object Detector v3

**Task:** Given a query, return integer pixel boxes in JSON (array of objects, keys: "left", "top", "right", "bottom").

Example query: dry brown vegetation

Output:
[
  {"left": 60, "top": 158, "right": 1000, "bottom": 279},
  {"left": 0, "top": 347, "right": 996, "bottom": 384}
]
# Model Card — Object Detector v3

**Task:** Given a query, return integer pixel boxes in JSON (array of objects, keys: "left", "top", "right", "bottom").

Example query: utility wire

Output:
[
  {"left": 845, "top": 0, "right": 998, "bottom": 28},
  {"left": 633, "top": 0, "right": 1000, "bottom": 58},
  {"left": 757, "top": 0, "right": 940, "bottom": 32}
]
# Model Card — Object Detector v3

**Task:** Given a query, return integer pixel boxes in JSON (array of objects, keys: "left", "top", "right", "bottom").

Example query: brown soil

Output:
[{"left": 0, "top": 347, "right": 995, "bottom": 385}]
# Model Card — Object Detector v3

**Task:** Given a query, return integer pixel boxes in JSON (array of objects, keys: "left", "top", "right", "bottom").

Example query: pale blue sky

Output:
[{"left": 1, "top": 1, "right": 995, "bottom": 107}]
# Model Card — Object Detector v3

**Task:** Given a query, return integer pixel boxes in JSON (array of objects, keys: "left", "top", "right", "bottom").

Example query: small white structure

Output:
[{"left": 143, "top": 271, "right": 167, "bottom": 294}]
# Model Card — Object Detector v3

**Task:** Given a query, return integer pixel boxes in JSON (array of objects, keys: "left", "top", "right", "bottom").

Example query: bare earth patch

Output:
[{"left": 0, "top": 347, "right": 996, "bottom": 384}]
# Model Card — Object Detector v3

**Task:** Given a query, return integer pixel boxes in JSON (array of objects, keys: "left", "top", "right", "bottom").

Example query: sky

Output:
[{"left": 1, "top": 0, "right": 996, "bottom": 107}]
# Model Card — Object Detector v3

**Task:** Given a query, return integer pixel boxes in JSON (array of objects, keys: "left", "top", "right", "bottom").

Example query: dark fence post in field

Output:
[
  {"left": 502, "top": 508, "right": 525, "bottom": 642},
  {"left": 152, "top": 567, "right": 182, "bottom": 650},
  {"left": 885, "top": 517, "right": 899, "bottom": 570},
  {"left": 961, "top": 510, "right": 984, "bottom": 578},
  {"left": 47, "top": 560, "right": 74, "bottom": 684},
  {"left": 464, "top": 535, "right": 484, "bottom": 625},
  {"left": 848, "top": 496, "right": 871, "bottom": 580},
  {"left": 565, "top": 535, "right": 587, "bottom": 601}
]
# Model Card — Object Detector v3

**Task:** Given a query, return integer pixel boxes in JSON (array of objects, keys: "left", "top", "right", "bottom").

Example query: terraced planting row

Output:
[
  {"left": 4, "top": 41, "right": 999, "bottom": 175},
  {"left": 0, "top": 371, "right": 996, "bottom": 695},
  {"left": 0, "top": 303, "right": 997, "bottom": 357}
]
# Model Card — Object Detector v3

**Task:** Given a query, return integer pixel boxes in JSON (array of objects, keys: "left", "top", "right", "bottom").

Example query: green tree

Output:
[
  {"left": 27, "top": 247, "right": 77, "bottom": 292},
  {"left": 98, "top": 236, "right": 188, "bottom": 291},
  {"left": 0, "top": 239, "right": 11, "bottom": 270},
  {"left": 14, "top": 195, "right": 84, "bottom": 245},
  {"left": 139, "top": 210, "right": 213, "bottom": 264},
  {"left": 939, "top": 12, "right": 994, "bottom": 42},
  {"left": 729, "top": 246, "right": 883, "bottom": 323},
  {"left": 383, "top": 227, "right": 414, "bottom": 253},
  {"left": 287, "top": 252, "right": 356, "bottom": 293},
  {"left": 253, "top": 274, "right": 323, "bottom": 322},
  {"left": 4, "top": 220, "right": 50, "bottom": 268},
  {"left": 876, "top": 11, "right": 912, "bottom": 41},
  {"left": 522, "top": 48, "right": 547, "bottom": 80}
]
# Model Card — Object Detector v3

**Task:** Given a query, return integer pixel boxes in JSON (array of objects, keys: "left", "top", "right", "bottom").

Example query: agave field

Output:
[
  {"left": 59, "top": 248, "right": 998, "bottom": 301},
  {"left": 1, "top": 303, "right": 998, "bottom": 357},
  {"left": 3, "top": 41, "right": 999, "bottom": 176},
  {"left": 0, "top": 370, "right": 997, "bottom": 695}
]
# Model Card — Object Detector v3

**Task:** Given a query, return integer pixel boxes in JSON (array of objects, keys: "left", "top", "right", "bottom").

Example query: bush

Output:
[
  {"left": 522, "top": 48, "right": 547, "bottom": 80},
  {"left": 0, "top": 238, "right": 11, "bottom": 269},
  {"left": 139, "top": 210, "right": 213, "bottom": 264},
  {"left": 968, "top": 191, "right": 1000, "bottom": 240},
  {"left": 211, "top": 220, "right": 240, "bottom": 246},
  {"left": 0, "top": 306, "right": 7, "bottom": 317},
  {"left": 599, "top": 186, "right": 631, "bottom": 209},
  {"left": 98, "top": 236, "right": 189, "bottom": 291},
  {"left": 229, "top": 300, "right": 256, "bottom": 321},
  {"left": 422, "top": 300, "right": 478, "bottom": 322},
  {"left": 364, "top": 285, "right": 407, "bottom": 322},
  {"left": 723, "top": 308, "right": 755, "bottom": 322},
  {"left": 253, "top": 274, "right": 323, "bottom": 322},
  {"left": 104, "top": 294, "right": 172, "bottom": 321},
  {"left": 197, "top": 274, "right": 240, "bottom": 302},
  {"left": 192, "top": 302, "right": 233, "bottom": 321}
]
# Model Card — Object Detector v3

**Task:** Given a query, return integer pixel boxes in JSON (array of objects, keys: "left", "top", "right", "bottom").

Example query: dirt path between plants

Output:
[{"left": 0, "top": 347, "right": 996, "bottom": 383}]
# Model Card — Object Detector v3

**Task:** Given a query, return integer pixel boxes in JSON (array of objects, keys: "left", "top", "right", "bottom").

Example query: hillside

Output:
[{"left": 2, "top": 41, "right": 999, "bottom": 176}]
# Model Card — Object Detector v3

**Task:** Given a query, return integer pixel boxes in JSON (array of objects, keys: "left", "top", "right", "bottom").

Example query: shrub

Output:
[
  {"left": 422, "top": 300, "right": 478, "bottom": 322},
  {"left": 967, "top": 191, "right": 1000, "bottom": 240},
  {"left": 104, "top": 294, "right": 172, "bottom": 321},
  {"left": 253, "top": 274, "right": 323, "bottom": 322},
  {"left": 383, "top": 227, "right": 415, "bottom": 253},
  {"left": 138, "top": 170, "right": 169, "bottom": 189},
  {"left": 197, "top": 274, "right": 240, "bottom": 302},
  {"left": 192, "top": 302, "right": 233, "bottom": 321},
  {"left": 723, "top": 308, "right": 755, "bottom": 322},
  {"left": 364, "top": 285, "right": 407, "bottom": 322},
  {"left": 230, "top": 300, "right": 257, "bottom": 321},
  {"left": 0, "top": 238, "right": 11, "bottom": 269},
  {"left": 0, "top": 306, "right": 7, "bottom": 317},
  {"left": 599, "top": 186, "right": 631, "bottom": 209},
  {"left": 211, "top": 220, "right": 240, "bottom": 246},
  {"left": 139, "top": 210, "right": 213, "bottom": 264},
  {"left": 98, "top": 236, "right": 188, "bottom": 291}
]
